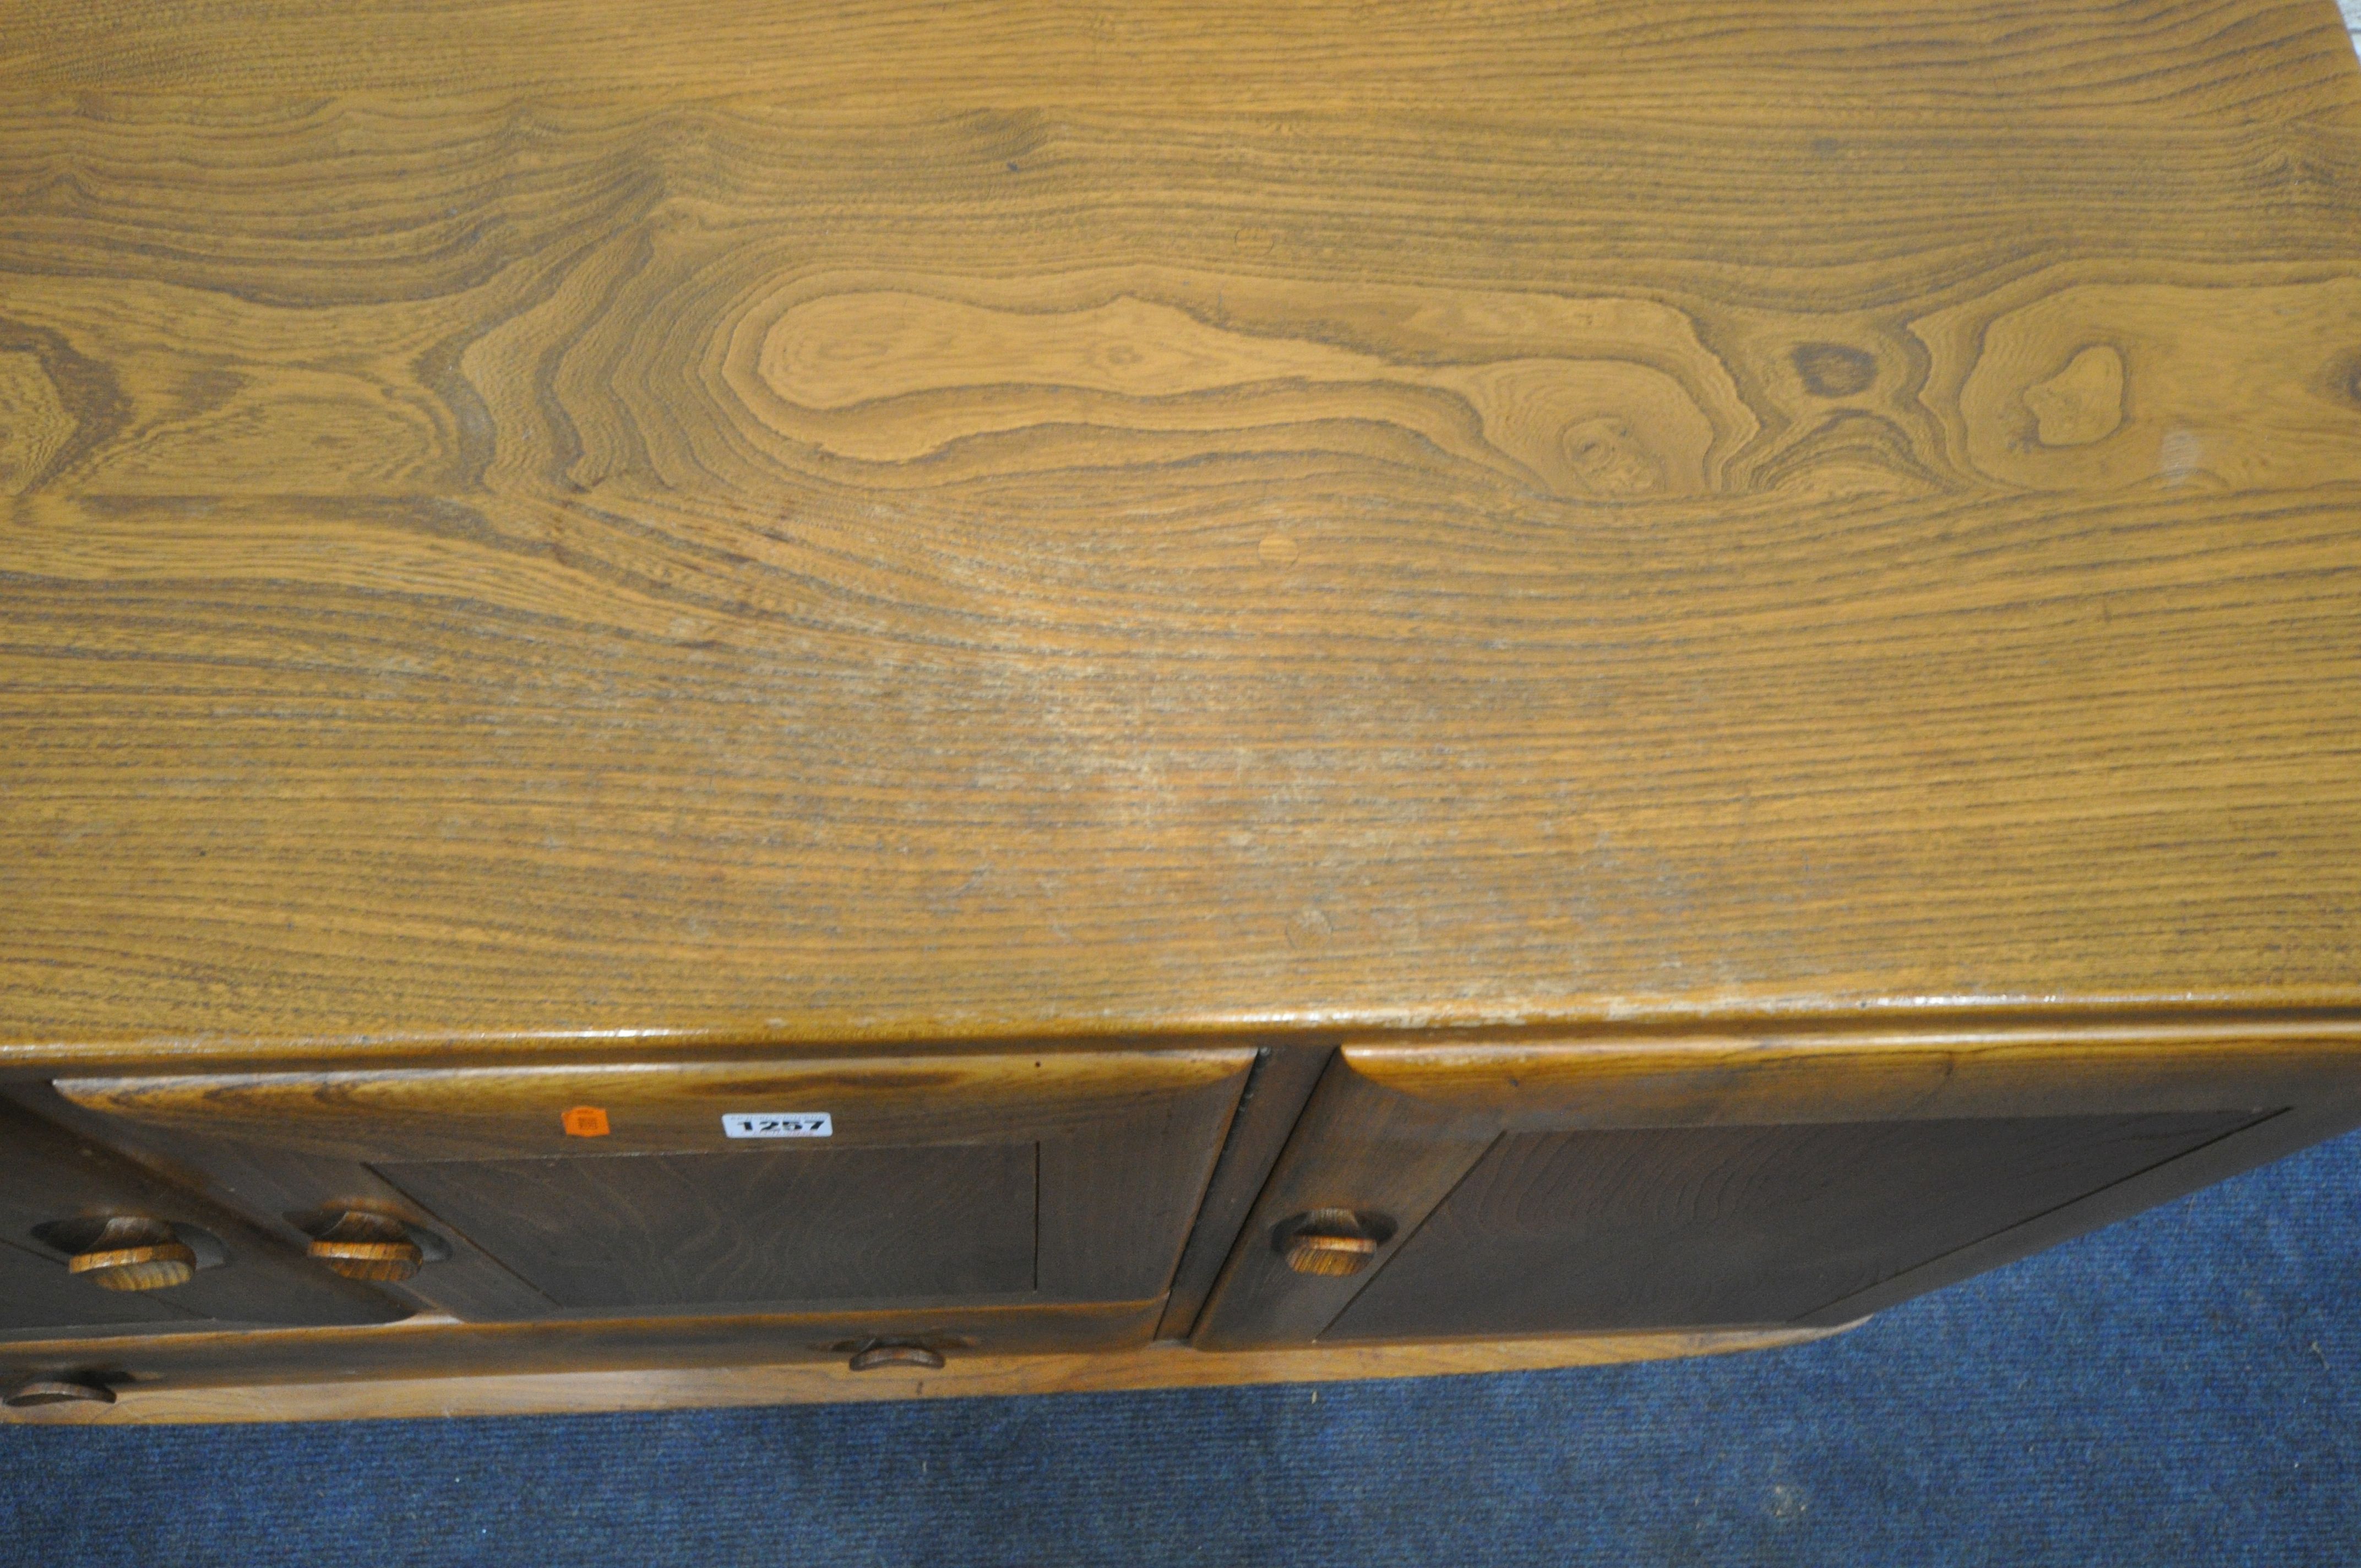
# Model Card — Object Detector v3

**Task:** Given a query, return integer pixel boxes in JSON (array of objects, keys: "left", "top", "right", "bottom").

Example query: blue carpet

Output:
[{"left": 4, "top": 1129, "right": 2357, "bottom": 1566}]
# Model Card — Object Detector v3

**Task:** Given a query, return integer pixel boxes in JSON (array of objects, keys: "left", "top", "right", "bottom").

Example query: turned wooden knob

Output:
[
  {"left": 63, "top": 1217, "right": 196, "bottom": 1292},
  {"left": 1283, "top": 1232, "right": 1379, "bottom": 1276},
  {"left": 4, "top": 1378, "right": 116, "bottom": 1409},
  {"left": 848, "top": 1343, "right": 945, "bottom": 1371},
  {"left": 305, "top": 1211, "right": 425, "bottom": 1282},
  {"left": 1277, "top": 1208, "right": 1394, "bottom": 1277}
]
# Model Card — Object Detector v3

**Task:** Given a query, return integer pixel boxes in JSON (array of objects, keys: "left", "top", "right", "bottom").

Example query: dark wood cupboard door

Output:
[
  {"left": 0, "top": 1098, "right": 405, "bottom": 1341},
  {"left": 1192, "top": 1028, "right": 2361, "bottom": 1349},
  {"left": 51, "top": 1049, "right": 1253, "bottom": 1348},
  {"left": 1320, "top": 1113, "right": 2253, "bottom": 1340}
]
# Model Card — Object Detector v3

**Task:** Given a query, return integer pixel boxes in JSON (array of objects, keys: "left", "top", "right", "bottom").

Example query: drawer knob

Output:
[
  {"left": 305, "top": 1211, "right": 425, "bottom": 1282},
  {"left": 1284, "top": 1232, "right": 1379, "bottom": 1276},
  {"left": 4, "top": 1378, "right": 117, "bottom": 1409},
  {"left": 848, "top": 1343, "right": 946, "bottom": 1371},
  {"left": 1277, "top": 1208, "right": 1395, "bottom": 1277},
  {"left": 62, "top": 1217, "right": 196, "bottom": 1292}
]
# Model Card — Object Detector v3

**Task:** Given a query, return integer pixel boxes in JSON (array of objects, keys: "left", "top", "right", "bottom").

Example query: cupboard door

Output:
[
  {"left": 53, "top": 1049, "right": 1252, "bottom": 1344},
  {"left": 0, "top": 1098, "right": 405, "bottom": 1341},
  {"left": 1192, "top": 1030, "right": 2361, "bottom": 1348}
]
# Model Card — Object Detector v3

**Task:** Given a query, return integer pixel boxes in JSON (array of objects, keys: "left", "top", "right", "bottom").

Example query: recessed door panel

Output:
[
  {"left": 379, "top": 1144, "right": 1038, "bottom": 1310},
  {"left": 1324, "top": 1112, "right": 2257, "bottom": 1339}
]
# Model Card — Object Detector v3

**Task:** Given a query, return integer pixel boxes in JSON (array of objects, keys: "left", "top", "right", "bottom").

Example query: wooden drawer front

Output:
[
  {"left": 1193, "top": 1028, "right": 2361, "bottom": 1349},
  {"left": 0, "top": 1098, "right": 405, "bottom": 1341},
  {"left": 52, "top": 1050, "right": 1252, "bottom": 1340}
]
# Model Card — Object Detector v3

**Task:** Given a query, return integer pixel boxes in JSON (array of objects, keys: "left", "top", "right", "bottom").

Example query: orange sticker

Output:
[{"left": 561, "top": 1106, "right": 611, "bottom": 1137}]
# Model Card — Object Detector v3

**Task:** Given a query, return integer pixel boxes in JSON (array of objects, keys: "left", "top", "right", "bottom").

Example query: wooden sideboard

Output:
[{"left": 3, "top": 0, "right": 2359, "bottom": 1421}]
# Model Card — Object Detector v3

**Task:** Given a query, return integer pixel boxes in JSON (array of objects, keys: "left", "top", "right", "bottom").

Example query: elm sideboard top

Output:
[{"left": 3, "top": 0, "right": 2360, "bottom": 1073}]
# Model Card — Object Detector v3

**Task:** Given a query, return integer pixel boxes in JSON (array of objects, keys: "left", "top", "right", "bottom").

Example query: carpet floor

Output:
[{"left": 4, "top": 1128, "right": 2356, "bottom": 1566}]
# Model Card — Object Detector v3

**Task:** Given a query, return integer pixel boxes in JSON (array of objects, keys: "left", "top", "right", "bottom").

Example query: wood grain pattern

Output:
[
  {"left": 2, "top": 1, "right": 2358, "bottom": 1397},
  {"left": 0, "top": 0, "right": 2358, "bottom": 1061},
  {"left": 1, "top": 0, "right": 2355, "bottom": 123},
  {"left": 1339, "top": 1020, "right": 2361, "bottom": 1124},
  {"left": 48, "top": 1054, "right": 1254, "bottom": 1158},
  {"left": 0, "top": 1320, "right": 1854, "bottom": 1426}
]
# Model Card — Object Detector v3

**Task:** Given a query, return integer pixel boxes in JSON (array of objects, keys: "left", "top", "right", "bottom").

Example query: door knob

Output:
[
  {"left": 848, "top": 1342, "right": 946, "bottom": 1371},
  {"left": 3, "top": 1377, "right": 117, "bottom": 1409},
  {"left": 1276, "top": 1208, "right": 1395, "bottom": 1277},
  {"left": 59, "top": 1216, "right": 197, "bottom": 1292},
  {"left": 304, "top": 1210, "right": 425, "bottom": 1282},
  {"left": 1285, "top": 1232, "right": 1379, "bottom": 1276}
]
